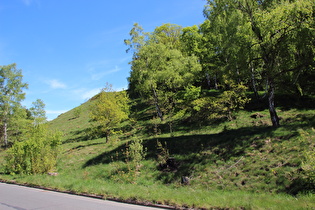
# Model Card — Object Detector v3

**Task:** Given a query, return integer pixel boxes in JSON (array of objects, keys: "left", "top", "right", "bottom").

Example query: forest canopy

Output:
[{"left": 125, "top": 0, "right": 315, "bottom": 127}]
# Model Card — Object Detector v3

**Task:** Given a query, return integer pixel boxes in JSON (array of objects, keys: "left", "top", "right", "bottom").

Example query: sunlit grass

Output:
[
  {"left": 1, "top": 95, "right": 315, "bottom": 209},
  {"left": 1, "top": 171, "right": 314, "bottom": 209}
]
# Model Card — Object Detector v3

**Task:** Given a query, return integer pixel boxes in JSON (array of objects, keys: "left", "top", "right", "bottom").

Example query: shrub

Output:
[
  {"left": 73, "top": 107, "right": 82, "bottom": 119},
  {"left": 301, "top": 128, "right": 315, "bottom": 187},
  {"left": 5, "top": 125, "right": 62, "bottom": 175},
  {"left": 156, "top": 140, "right": 170, "bottom": 166},
  {"left": 110, "top": 138, "right": 146, "bottom": 183},
  {"left": 126, "top": 138, "right": 146, "bottom": 171},
  {"left": 191, "top": 83, "right": 250, "bottom": 122}
]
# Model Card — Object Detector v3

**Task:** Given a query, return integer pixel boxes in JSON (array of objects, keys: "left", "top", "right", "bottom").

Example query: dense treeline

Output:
[{"left": 125, "top": 0, "right": 315, "bottom": 128}]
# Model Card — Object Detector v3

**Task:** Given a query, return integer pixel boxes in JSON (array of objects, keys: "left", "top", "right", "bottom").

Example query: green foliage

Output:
[
  {"left": 152, "top": 23, "right": 182, "bottom": 48},
  {"left": 111, "top": 138, "right": 146, "bottom": 183},
  {"left": 191, "top": 84, "right": 250, "bottom": 122},
  {"left": 127, "top": 23, "right": 202, "bottom": 122},
  {"left": 219, "top": 83, "right": 251, "bottom": 120},
  {"left": 89, "top": 84, "right": 130, "bottom": 142},
  {"left": 0, "top": 63, "right": 28, "bottom": 146},
  {"left": 7, "top": 106, "right": 31, "bottom": 143},
  {"left": 126, "top": 138, "right": 146, "bottom": 171},
  {"left": 130, "top": 42, "right": 201, "bottom": 95},
  {"left": 125, "top": 0, "right": 314, "bottom": 128},
  {"left": 124, "top": 23, "right": 147, "bottom": 55},
  {"left": 29, "top": 99, "right": 46, "bottom": 126},
  {"left": 73, "top": 107, "right": 82, "bottom": 119},
  {"left": 183, "top": 85, "right": 201, "bottom": 103},
  {"left": 156, "top": 140, "right": 169, "bottom": 166},
  {"left": 4, "top": 125, "right": 62, "bottom": 175},
  {"left": 300, "top": 128, "right": 315, "bottom": 187},
  {"left": 180, "top": 25, "right": 203, "bottom": 56},
  {"left": 203, "top": 0, "right": 315, "bottom": 126},
  {"left": 303, "top": 150, "right": 315, "bottom": 186}
]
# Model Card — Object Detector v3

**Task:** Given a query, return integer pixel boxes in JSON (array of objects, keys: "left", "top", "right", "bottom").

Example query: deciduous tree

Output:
[
  {"left": 90, "top": 84, "right": 129, "bottom": 142},
  {"left": 0, "top": 64, "right": 28, "bottom": 147},
  {"left": 29, "top": 99, "right": 46, "bottom": 126},
  {"left": 126, "top": 24, "right": 202, "bottom": 123},
  {"left": 204, "top": 0, "right": 315, "bottom": 126}
]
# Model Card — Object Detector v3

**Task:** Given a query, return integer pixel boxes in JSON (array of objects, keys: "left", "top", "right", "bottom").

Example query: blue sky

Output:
[{"left": 0, "top": 0, "right": 206, "bottom": 120}]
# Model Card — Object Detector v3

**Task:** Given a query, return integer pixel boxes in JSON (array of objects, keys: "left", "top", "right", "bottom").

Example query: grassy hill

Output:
[{"left": 1, "top": 93, "right": 315, "bottom": 209}]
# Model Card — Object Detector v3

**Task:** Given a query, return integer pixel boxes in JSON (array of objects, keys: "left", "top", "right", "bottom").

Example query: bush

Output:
[
  {"left": 111, "top": 138, "right": 146, "bottom": 183},
  {"left": 191, "top": 83, "right": 250, "bottom": 122},
  {"left": 156, "top": 140, "right": 170, "bottom": 166},
  {"left": 126, "top": 138, "right": 146, "bottom": 171},
  {"left": 301, "top": 128, "right": 315, "bottom": 186},
  {"left": 73, "top": 107, "right": 82, "bottom": 119},
  {"left": 5, "top": 125, "right": 62, "bottom": 175}
]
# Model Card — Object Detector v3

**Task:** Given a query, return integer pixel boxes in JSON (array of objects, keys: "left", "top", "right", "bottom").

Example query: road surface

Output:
[{"left": 0, "top": 182, "right": 165, "bottom": 210}]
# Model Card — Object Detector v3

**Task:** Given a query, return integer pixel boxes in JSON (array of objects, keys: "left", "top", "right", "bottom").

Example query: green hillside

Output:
[
  {"left": 1, "top": 93, "right": 314, "bottom": 209},
  {"left": 1, "top": 0, "right": 314, "bottom": 208},
  {"left": 48, "top": 100, "right": 93, "bottom": 143}
]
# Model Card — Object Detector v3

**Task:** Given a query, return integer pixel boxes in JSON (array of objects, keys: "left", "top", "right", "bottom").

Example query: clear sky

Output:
[{"left": 0, "top": 0, "right": 207, "bottom": 120}]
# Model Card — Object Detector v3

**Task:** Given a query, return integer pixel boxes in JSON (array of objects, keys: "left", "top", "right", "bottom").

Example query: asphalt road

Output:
[{"left": 0, "top": 182, "right": 165, "bottom": 210}]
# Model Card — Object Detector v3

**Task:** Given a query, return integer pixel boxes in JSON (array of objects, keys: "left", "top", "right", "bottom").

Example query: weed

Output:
[
  {"left": 300, "top": 128, "right": 315, "bottom": 191},
  {"left": 110, "top": 138, "right": 147, "bottom": 183},
  {"left": 156, "top": 140, "right": 169, "bottom": 166}
]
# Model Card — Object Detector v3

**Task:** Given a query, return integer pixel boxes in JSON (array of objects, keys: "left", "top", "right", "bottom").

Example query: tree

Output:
[
  {"left": 126, "top": 24, "right": 202, "bottom": 123},
  {"left": 0, "top": 64, "right": 28, "bottom": 147},
  {"left": 181, "top": 25, "right": 214, "bottom": 89},
  {"left": 204, "top": 0, "right": 315, "bottom": 126},
  {"left": 29, "top": 99, "right": 47, "bottom": 126},
  {"left": 90, "top": 84, "right": 129, "bottom": 142},
  {"left": 124, "top": 23, "right": 147, "bottom": 55},
  {"left": 7, "top": 105, "right": 30, "bottom": 143},
  {"left": 152, "top": 23, "right": 182, "bottom": 49},
  {"left": 73, "top": 107, "right": 82, "bottom": 119}
]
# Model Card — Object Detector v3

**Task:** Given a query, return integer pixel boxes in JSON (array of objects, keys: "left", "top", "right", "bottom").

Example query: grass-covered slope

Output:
[
  {"left": 48, "top": 100, "right": 92, "bottom": 143},
  {"left": 1, "top": 94, "right": 315, "bottom": 209}
]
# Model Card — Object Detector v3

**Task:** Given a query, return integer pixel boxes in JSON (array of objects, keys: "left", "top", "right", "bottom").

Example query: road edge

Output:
[{"left": 0, "top": 179, "right": 187, "bottom": 210}]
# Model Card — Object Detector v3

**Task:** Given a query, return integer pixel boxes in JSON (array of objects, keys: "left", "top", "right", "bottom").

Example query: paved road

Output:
[{"left": 0, "top": 182, "right": 165, "bottom": 210}]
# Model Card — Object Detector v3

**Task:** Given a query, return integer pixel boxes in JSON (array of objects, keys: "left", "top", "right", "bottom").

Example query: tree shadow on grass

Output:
[
  {"left": 65, "top": 142, "right": 107, "bottom": 154},
  {"left": 82, "top": 110, "right": 313, "bottom": 184},
  {"left": 245, "top": 93, "right": 315, "bottom": 111},
  {"left": 64, "top": 126, "right": 108, "bottom": 143},
  {"left": 82, "top": 125, "right": 278, "bottom": 168},
  {"left": 64, "top": 128, "right": 92, "bottom": 143}
]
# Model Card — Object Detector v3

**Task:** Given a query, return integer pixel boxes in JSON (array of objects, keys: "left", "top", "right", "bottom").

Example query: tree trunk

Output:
[
  {"left": 268, "top": 80, "right": 280, "bottom": 127},
  {"left": 206, "top": 72, "right": 211, "bottom": 89},
  {"left": 105, "top": 131, "right": 109, "bottom": 143},
  {"left": 169, "top": 121, "right": 173, "bottom": 137},
  {"left": 152, "top": 86, "right": 164, "bottom": 121},
  {"left": 214, "top": 74, "right": 218, "bottom": 90},
  {"left": 236, "top": 65, "right": 241, "bottom": 84},
  {"left": 250, "top": 63, "right": 259, "bottom": 98},
  {"left": 3, "top": 122, "right": 7, "bottom": 147}
]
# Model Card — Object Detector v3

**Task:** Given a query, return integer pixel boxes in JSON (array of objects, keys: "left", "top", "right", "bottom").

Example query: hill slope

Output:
[
  {"left": 48, "top": 100, "right": 92, "bottom": 143},
  {"left": 1, "top": 95, "right": 315, "bottom": 209}
]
